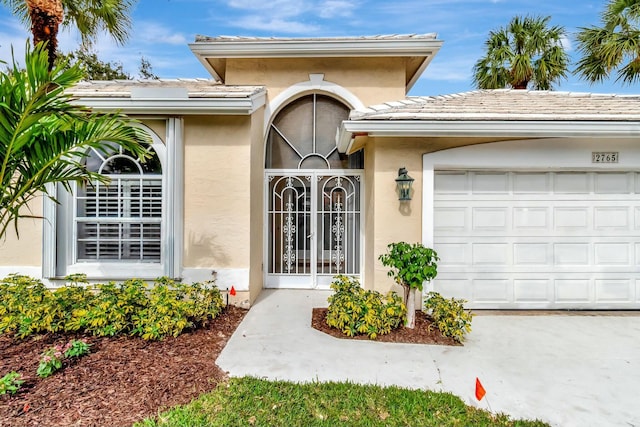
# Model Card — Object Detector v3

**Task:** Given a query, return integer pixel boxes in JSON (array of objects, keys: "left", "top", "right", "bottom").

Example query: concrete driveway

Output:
[{"left": 216, "top": 289, "right": 640, "bottom": 427}]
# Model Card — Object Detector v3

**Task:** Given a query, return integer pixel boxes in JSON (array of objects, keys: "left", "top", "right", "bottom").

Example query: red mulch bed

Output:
[
  {"left": 0, "top": 305, "right": 246, "bottom": 427},
  {"left": 311, "top": 308, "right": 461, "bottom": 346}
]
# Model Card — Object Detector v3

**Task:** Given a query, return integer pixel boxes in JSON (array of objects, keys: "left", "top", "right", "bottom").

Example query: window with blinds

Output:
[{"left": 75, "top": 147, "right": 163, "bottom": 262}]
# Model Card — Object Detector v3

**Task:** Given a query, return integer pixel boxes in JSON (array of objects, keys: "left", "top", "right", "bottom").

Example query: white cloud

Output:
[
  {"left": 231, "top": 16, "right": 321, "bottom": 33},
  {"left": 228, "top": 0, "right": 312, "bottom": 17},
  {"left": 135, "top": 22, "right": 188, "bottom": 45},
  {"left": 318, "top": 0, "right": 357, "bottom": 18}
]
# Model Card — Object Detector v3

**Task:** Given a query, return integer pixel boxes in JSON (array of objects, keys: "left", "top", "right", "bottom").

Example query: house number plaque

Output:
[{"left": 592, "top": 152, "right": 619, "bottom": 163}]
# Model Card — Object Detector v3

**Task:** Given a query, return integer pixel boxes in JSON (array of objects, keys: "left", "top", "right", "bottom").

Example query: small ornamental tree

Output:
[{"left": 379, "top": 242, "right": 439, "bottom": 328}]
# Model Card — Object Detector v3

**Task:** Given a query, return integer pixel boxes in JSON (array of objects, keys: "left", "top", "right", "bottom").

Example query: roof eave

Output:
[
  {"left": 189, "top": 37, "right": 443, "bottom": 88},
  {"left": 188, "top": 38, "right": 443, "bottom": 58},
  {"left": 337, "top": 119, "right": 640, "bottom": 153},
  {"left": 72, "top": 91, "right": 266, "bottom": 115}
]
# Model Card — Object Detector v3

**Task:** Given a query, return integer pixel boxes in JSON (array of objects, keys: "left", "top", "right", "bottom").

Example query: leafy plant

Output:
[
  {"left": 0, "top": 371, "right": 24, "bottom": 396},
  {"left": 37, "top": 339, "right": 92, "bottom": 378},
  {"left": 36, "top": 346, "right": 64, "bottom": 378},
  {"left": 0, "top": 42, "right": 150, "bottom": 239},
  {"left": 423, "top": 292, "right": 473, "bottom": 343},
  {"left": 325, "top": 275, "right": 406, "bottom": 340},
  {"left": 379, "top": 242, "right": 439, "bottom": 328},
  {"left": 63, "top": 339, "right": 91, "bottom": 358}
]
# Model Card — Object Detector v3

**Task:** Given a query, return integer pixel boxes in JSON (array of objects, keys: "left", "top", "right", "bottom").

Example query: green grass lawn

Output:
[{"left": 136, "top": 377, "right": 549, "bottom": 427}]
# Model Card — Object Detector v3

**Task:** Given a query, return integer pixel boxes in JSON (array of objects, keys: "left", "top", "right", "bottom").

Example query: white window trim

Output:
[
  {"left": 264, "top": 74, "right": 365, "bottom": 137},
  {"left": 43, "top": 120, "right": 184, "bottom": 280}
]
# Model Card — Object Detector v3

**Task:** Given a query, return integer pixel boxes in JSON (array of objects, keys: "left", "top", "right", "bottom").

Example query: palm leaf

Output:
[{"left": 0, "top": 42, "right": 150, "bottom": 238}]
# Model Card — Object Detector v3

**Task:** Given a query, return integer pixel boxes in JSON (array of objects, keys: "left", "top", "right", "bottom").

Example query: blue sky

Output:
[{"left": 0, "top": 0, "right": 638, "bottom": 97}]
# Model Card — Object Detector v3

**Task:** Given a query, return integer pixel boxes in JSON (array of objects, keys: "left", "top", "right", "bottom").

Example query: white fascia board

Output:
[
  {"left": 338, "top": 119, "right": 640, "bottom": 152},
  {"left": 73, "top": 92, "right": 266, "bottom": 115},
  {"left": 189, "top": 39, "right": 443, "bottom": 59}
]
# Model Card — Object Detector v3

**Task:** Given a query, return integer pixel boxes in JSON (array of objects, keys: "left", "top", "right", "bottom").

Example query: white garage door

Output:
[{"left": 433, "top": 170, "right": 640, "bottom": 309}]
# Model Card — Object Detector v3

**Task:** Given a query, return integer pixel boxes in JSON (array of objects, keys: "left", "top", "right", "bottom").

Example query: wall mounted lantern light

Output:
[{"left": 395, "top": 167, "right": 414, "bottom": 201}]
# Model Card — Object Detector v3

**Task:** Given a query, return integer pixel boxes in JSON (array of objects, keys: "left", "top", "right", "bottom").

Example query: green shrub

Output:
[
  {"left": 0, "top": 275, "right": 224, "bottom": 340},
  {"left": 326, "top": 275, "right": 406, "bottom": 339},
  {"left": 83, "top": 279, "right": 149, "bottom": 337},
  {"left": 0, "top": 371, "right": 24, "bottom": 396},
  {"left": 132, "top": 279, "right": 224, "bottom": 340},
  {"left": 0, "top": 274, "right": 57, "bottom": 338},
  {"left": 423, "top": 292, "right": 473, "bottom": 343},
  {"left": 52, "top": 275, "right": 94, "bottom": 333}
]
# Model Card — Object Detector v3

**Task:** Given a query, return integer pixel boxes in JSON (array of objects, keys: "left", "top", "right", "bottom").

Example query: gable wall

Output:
[{"left": 225, "top": 57, "right": 407, "bottom": 106}]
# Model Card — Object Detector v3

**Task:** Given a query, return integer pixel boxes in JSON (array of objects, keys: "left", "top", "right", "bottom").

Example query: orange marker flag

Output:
[
  {"left": 230, "top": 286, "right": 236, "bottom": 296},
  {"left": 475, "top": 377, "right": 486, "bottom": 401}
]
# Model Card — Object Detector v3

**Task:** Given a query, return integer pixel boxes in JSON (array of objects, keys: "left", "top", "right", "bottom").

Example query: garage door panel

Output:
[
  {"left": 434, "top": 207, "right": 466, "bottom": 229},
  {"left": 435, "top": 243, "right": 468, "bottom": 265},
  {"left": 472, "top": 207, "right": 509, "bottom": 230},
  {"left": 594, "top": 243, "right": 631, "bottom": 265},
  {"left": 596, "top": 279, "right": 633, "bottom": 303},
  {"left": 472, "top": 243, "right": 509, "bottom": 265},
  {"left": 471, "top": 172, "right": 509, "bottom": 193},
  {"left": 513, "top": 279, "right": 552, "bottom": 303},
  {"left": 594, "top": 172, "right": 631, "bottom": 193},
  {"left": 513, "top": 172, "right": 550, "bottom": 193},
  {"left": 594, "top": 207, "right": 629, "bottom": 229},
  {"left": 554, "top": 172, "right": 590, "bottom": 193},
  {"left": 473, "top": 279, "right": 511, "bottom": 303},
  {"left": 513, "top": 207, "right": 548, "bottom": 228},
  {"left": 555, "top": 279, "right": 592, "bottom": 303},
  {"left": 514, "top": 243, "right": 550, "bottom": 265},
  {"left": 555, "top": 208, "right": 589, "bottom": 229},
  {"left": 554, "top": 243, "right": 590, "bottom": 265},
  {"left": 433, "top": 279, "right": 471, "bottom": 301},
  {"left": 434, "top": 170, "right": 640, "bottom": 309}
]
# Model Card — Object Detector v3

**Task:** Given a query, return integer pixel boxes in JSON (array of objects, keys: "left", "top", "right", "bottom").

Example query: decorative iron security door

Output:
[{"left": 266, "top": 171, "right": 362, "bottom": 288}]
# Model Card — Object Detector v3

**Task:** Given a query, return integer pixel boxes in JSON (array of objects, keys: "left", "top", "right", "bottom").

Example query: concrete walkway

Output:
[{"left": 217, "top": 290, "right": 640, "bottom": 427}]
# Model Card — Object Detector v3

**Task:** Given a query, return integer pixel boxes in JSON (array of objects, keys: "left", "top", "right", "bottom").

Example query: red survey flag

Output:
[
  {"left": 230, "top": 286, "right": 236, "bottom": 296},
  {"left": 475, "top": 377, "right": 486, "bottom": 401}
]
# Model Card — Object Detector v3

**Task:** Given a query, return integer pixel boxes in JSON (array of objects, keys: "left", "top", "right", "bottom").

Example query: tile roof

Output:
[
  {"left": 69, "top": 78, "right": 265, "bottom": 98},
  {"left": 351, "top": 89, "right": 640, "bottom": 121},
  {"left": 194, "top": 34, "right": 438, "bottom": 43}
]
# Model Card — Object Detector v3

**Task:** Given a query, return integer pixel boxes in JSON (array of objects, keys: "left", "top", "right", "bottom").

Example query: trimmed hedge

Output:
[{"left": 0, "top": 274, "right": 224, "bottom": 340}]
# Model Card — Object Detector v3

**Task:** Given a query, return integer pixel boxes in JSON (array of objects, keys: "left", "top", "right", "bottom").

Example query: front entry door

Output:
[{"left": 266, "top": 171, "right": 362, "bottom": 288}]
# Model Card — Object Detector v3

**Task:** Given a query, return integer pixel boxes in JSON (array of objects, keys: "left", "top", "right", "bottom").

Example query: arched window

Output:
[
  {"left": 266, "top": 94, "right": 362, "bottom": 169},
  {"left": 75, "top": 145, "right": 163, "bottom": 262}
]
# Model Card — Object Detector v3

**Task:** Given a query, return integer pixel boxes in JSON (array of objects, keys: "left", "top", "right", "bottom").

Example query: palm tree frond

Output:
[{"left": 473, "top": 15, "right": 569, "bottom": 90}]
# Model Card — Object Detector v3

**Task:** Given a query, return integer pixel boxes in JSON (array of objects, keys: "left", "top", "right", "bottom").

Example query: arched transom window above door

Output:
[{"left": 266, "top": 94, "right": 362, "bottom": 169}]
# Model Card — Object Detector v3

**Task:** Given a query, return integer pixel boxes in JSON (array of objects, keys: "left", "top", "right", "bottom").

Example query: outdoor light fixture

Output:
[{"left": 395, "top": 167, "right": 414, "bottom": 201}]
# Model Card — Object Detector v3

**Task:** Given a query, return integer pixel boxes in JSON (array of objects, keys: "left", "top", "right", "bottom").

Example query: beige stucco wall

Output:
[
  {"left": 365, "top": 138, "right": 425, "bottom": 294},
  {"left": 225, "top": 58, "right": 407, "bottom": 107},
  {"left": 0, "top": 198, "right": 43, "bottom": 268},
  {"left": 183, "top": 115, "right": 252, "bottom": 271},
  {"left": 142, "top": 119, "right": 167, "bottom": 143},
  {"left": 249, "top": 107, "right": 265, "bottom": 303}
]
